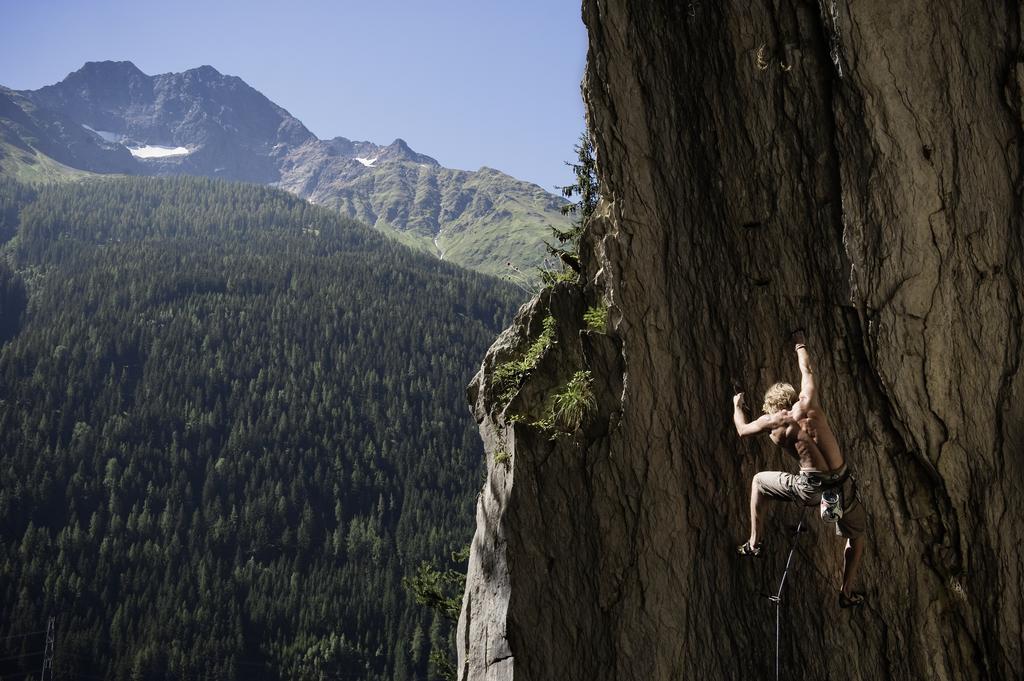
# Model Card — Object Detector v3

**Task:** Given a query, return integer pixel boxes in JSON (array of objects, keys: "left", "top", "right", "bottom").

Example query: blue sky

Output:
[{"left": 0, "top": 0, "right": 588, "bottom": 192}]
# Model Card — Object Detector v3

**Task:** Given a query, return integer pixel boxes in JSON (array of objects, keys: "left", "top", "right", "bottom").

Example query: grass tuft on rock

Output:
[{"left": 493, "top": 314, "right": 557, "bottom": 404}]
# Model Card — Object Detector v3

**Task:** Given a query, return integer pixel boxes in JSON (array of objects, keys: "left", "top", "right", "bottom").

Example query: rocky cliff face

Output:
[{"left": 458, "top": 2, "right": 1024, "bottom": 679}]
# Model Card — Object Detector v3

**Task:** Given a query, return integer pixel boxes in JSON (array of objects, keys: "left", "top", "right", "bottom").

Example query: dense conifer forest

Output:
[{"left": 0, "top": 176, "right": 519, "bottom": 680}]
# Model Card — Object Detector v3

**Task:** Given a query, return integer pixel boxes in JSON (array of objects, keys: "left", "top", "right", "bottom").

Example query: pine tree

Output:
[{"left": 543, "top": 128, "right": 600, "bottom": 281}]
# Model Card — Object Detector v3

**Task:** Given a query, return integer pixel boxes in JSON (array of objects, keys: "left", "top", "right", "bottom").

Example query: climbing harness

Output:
[
  {"left": 805, "top": 466, "right": 857, "bottom": 535},
  {"left": 800, "top": 465, "right": 850, "bottom": 491}
]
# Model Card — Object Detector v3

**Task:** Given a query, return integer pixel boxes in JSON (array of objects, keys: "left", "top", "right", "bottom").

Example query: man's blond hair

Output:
[{"left": 762, "top": 382, "right": 797, "bottom": 414}]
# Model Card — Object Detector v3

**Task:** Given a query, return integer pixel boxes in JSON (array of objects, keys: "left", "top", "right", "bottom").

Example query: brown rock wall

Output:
[{"left": 459, "top": 2, "right": 1024, "bottom": 679}]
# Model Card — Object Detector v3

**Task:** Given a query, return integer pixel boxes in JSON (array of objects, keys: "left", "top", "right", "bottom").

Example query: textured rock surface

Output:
[{"left": 459, "top": 1, "right": 1024, "bottom": 679}]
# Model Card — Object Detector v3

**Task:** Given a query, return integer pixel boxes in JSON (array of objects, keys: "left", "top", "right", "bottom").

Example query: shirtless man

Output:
[{"left": 731, "top": 332, "right": 867, "bottom": 608}]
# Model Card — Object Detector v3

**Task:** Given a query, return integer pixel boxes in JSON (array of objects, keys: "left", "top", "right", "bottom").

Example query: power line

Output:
[
  {"left": 41, "top": 616, "right": 55, "bottom": 681},
  {"left": 0, "top": 630, "right": 48, "bottom": 642}
]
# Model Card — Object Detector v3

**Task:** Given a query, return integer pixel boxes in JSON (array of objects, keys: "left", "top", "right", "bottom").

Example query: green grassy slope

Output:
[
  {"left": 0, "top": 140, "right": 97, "bottom": 183},
  {"left": 308, "top": 162, "right": 572, "bottom": 280}
]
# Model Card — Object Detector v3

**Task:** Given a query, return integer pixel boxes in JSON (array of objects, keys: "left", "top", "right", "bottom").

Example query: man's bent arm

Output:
[
  {"left": 734, "top": 397, "right": 793, "bottom": 438},
  {"left": 794, "top": 332, "right": 816, "bottom": 405}
]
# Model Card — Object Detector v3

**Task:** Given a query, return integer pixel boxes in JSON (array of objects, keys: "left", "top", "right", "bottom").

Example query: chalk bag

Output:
[{"left": 820, "top": 488, "right": 843, "bottom": 524}]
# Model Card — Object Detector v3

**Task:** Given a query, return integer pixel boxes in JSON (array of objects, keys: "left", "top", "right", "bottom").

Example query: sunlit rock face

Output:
[{"left": 458, "top": 1, "right": 1024, "bottom": 680}]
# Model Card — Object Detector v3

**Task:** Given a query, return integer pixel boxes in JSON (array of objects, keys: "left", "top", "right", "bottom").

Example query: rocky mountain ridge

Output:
[
  {"left": 29, "top": 61, "right": 313, "bottom": 182},
  {"left": 1, "top": 61, "right": 571, "bottom": 276}
]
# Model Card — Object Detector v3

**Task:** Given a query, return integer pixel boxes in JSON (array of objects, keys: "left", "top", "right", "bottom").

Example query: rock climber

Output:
[{"left": 731, "top": 331, "right": 867, "bottom": 608}]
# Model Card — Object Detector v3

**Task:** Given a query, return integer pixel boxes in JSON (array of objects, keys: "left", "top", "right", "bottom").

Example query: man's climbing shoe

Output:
[
  {"left": 737, "top": 541, "right": 763, "bottom": 557},
  {"left": 839, "top": 591, "right": 865, "bottom": 609}
]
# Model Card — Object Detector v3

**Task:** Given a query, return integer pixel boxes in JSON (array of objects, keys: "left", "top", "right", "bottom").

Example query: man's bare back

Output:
[{"left": 769, "top": 404, "right": 844, "bottom": 473}]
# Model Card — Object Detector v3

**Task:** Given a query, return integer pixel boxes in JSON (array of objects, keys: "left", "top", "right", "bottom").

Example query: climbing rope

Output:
[{"left": 767, "top": 507, "right": 808, "bottom": 681}]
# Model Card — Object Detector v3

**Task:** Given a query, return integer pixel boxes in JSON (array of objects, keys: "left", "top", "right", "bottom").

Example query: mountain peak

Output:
[
  {"left": 25, "top": 62, "right": 315, "bottom": 181},
  {"left": 72, "top": 60, "right": 147, "bottom": 81},
  {"left": 41, "top": 61, "right": 154, "bottom": 121},
  {"left": 378, "top": 138, "right": 439, "bottom": 166},
  {"left": 184, "top": 65, "right": 223, "bottom": 78}
]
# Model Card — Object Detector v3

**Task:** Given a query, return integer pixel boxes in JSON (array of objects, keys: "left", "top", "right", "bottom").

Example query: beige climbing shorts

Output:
[{"left": 754, "top": 470, "right": 866, "bottom": 539}]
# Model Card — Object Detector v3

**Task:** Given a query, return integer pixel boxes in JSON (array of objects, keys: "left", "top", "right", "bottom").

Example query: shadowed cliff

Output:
[{"left": 458, "top": 1, "right": 1024, "bottom": 679}]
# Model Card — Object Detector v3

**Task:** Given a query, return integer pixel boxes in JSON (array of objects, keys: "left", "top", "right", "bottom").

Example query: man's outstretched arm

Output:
[
  {"left": 733, "top": 392, "right": 794, "bottom": 438},
  {"left": 793, "top": 331, "right": 816, "bottom": 406}
]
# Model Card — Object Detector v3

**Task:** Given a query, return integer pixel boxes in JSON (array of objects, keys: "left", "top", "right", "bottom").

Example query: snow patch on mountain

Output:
[
  {"left": 129, "top": 145, "right": 192, "bottom": 158},
  {"left": 81, "top": 124, "right": 120, "bottom": 143},
  {"left": 355, "top": 157, "right": 378, "bottom": 167}
]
